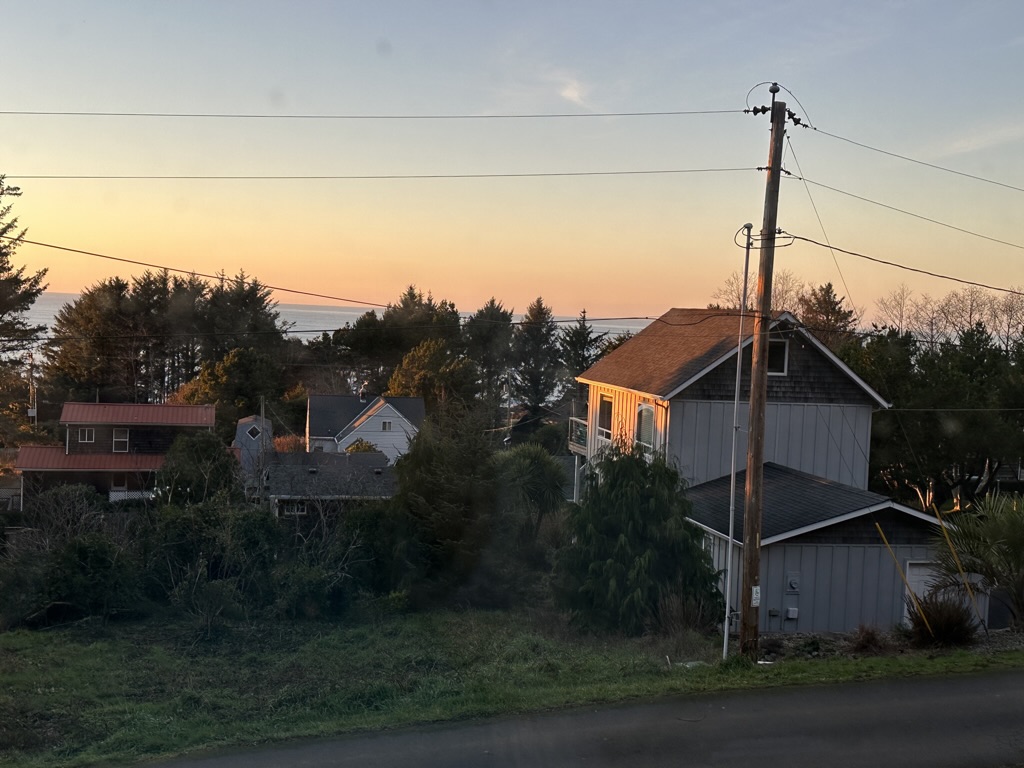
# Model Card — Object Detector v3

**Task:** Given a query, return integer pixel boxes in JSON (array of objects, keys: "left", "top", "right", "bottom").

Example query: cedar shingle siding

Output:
[{"left": 680, "top": 334, "right": 875, "bottom": 405}]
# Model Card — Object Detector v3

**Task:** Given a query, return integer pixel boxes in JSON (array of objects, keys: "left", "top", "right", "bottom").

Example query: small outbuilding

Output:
[{"left": 686, "top": 463, "right": 949, "bottom": 633}]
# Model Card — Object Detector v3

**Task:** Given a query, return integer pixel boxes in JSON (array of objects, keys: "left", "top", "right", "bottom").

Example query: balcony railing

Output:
[
  {"left": 109, "top": 490, "right": 156, "bottom": 503},
  {"left": 568, "top": 417, "right": 588, "bottom": 454}
]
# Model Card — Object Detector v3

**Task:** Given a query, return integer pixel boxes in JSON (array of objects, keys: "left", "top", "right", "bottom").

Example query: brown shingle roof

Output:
[
  {"left": 578, "top": 308, "right": 758, "bottom": 398},
  {"left": 60, "top": 403, "right": 216, "bottom": 427},
  {"left": 16, "top": 445, "right": 165, "bottom": 472}
]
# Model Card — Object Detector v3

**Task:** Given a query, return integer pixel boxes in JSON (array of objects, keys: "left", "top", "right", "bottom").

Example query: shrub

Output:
[
  {"left": 554, "top": 443, "right": 723, "bottom": 635},
  {"left": 905, "top": 588, "right": 977, "bottom": 648},
  {"left": 45, "top": 533, "right": 141, "bottom": 618},
  {"left": 849, "top": 624, "right": 886, "bottom": 654}
]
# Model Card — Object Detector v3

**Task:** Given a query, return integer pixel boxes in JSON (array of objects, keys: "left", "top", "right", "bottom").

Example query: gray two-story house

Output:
[{"left": 571, "top": 308, "right": 959, "bottom": 633}]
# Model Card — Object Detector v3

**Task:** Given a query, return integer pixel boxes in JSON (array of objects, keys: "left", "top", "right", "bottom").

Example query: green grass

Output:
[{"left": 2, "top": 610, "right": 1022, "bottom": 767}]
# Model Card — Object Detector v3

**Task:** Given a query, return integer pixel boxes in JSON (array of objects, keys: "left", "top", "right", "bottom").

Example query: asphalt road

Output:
[{"left": 153, "top": 670, "right": 1024, "bottom": 768}]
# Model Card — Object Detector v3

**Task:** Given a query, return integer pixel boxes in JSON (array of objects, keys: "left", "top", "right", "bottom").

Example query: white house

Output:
[{"left": 305, "top": 395, "right": 425, "bottom": 464}]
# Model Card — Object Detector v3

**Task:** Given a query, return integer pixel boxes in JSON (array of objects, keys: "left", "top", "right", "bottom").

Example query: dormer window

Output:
[{"left": 767, "top": 339, "right": 789, "bottom": 376}]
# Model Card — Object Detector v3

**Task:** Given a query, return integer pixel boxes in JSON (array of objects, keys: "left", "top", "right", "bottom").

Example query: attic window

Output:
[
  {"left": 767, "top": 339, "right": 789, "bottom": 376},
  {"left": 247, "top": 425, "right": 262, "bottom": 440},
  {"left": 381, "top": 420, "right": 393, "bottom": 432}
]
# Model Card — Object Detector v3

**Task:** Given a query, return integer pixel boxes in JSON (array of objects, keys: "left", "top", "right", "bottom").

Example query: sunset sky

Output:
[{"left": 3, "top": 1, "right": 1022, "bottom": 321}]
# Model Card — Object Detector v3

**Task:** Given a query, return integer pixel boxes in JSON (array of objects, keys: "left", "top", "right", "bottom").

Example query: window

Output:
[
  {"left": 767, "top": 339, "right": 789, "bottom": 375},
  {"left": 279, "top": 500, "right": 308, "bottom": 517},
  {"left": 246, "top": 425, "right": 262, "bottom": 440},
  {"left": 113, "top": 428, "right": 129, "bottom": 453},
  {"left": 597, "top": 396, "right": 613, "bottom": 441},
  {"left": 381, "top": 420, "right": 392, "bottom": 432},
  {"left": 635, "top": 404, "right": 655, "bottom": 451},
  {"left": 79, "top": 427, "right": 95, "bottom": 443}
]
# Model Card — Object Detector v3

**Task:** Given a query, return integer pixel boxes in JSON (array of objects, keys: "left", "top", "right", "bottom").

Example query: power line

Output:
[
  {"left": 783, "top": 175, "right": 1024, "bottom": 251},
  {"left": 805, "top": 126, "right": 1024, "bottom": 195},
  {"left": 7, "top": 167, "right": 757, "bottom": 181},
  {"left": 1, "top": 234, "right": 390, "bottom": 309},
  {"left": 0, "top": 108, "right": 742, "bottom": 120},
  {"left": 784, "top": 136, "right": 858, "bottom": 312},
  {"left": 784, "top": 232, "right": 1024, "bottom": 296}
]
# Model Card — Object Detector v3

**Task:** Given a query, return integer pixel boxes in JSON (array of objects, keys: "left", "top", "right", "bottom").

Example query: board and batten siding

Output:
[
  {"left": 335, "top": 403, "right": 416, "bottom": 464},
  {"left": 584, "top": 384, "right": 669, "bottom": 457},
  {"left": 668, "top": 400, "right": 872, "bottom": 489},
  {"left": 704, "top": 534, "right": 933, "bottom": 633}
]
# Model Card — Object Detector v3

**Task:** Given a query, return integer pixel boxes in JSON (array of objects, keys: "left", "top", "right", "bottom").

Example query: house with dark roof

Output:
[
  {"left": 686, "top": 463, "right": 958, "bottom": 632},
  {"left": 265, "top": 451, "right": 395, "bottom": 517},
  {"left": 231, "top": 414, "right": 396, "bottom": 516},
  {"left": 305, "top": 395, "right": 425, "bottom": 463},
  {"left": 570, "top": 308, "right": 981, "bottom": 632},
  {"left": 573, "top": 309, "right": 888, "bottom": 490},
  {"left": 16, "top": 402, "right": 216, "bottom": 505}
]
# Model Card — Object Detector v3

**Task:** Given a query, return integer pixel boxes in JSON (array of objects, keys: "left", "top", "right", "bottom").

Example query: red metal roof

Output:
[
  {"left": 60, "top": 402, "right": 216, "bottom": 427},
  {"left": 16, "top": 445, "right": 165, "bottom": 472}
]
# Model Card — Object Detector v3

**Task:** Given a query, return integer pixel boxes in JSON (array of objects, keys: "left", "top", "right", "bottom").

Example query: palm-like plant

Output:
[{"left": 934, "top": 494, "right": 1024, "bottom": 628}]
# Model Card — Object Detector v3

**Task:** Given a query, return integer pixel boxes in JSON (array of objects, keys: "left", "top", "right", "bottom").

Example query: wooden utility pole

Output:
[{"left": 739, "top": 86, "right": 787, "bottom": 658}]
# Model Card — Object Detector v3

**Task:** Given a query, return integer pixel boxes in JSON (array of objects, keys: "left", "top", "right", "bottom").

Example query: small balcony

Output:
[{"left": 568, "top": 417, "right": 588, "bottom": 455}]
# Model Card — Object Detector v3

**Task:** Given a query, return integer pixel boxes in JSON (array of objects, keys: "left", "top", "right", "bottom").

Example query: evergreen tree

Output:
[
  {"left": 558, "top": 309, "right": 606, "bottom": 401},
  {"left": 44, "top": 271, "right": 287, "bottom": 404},
  {"left": 510, "top": 297, "right": 559, "bottom": 418},
  {"left": 554, "top": 442, "right": 722, "bottom": 635},
  {"left": 386, "top": 338, "right": 478, "bottom": 410},
  {"left": 0, "top": 178, "right": 47, "bottom": 360},
  {"left": 463, "top": 297, "right": 514, "bottom": 410},
  {"left": 797, "top": 282, "right": 858, "bottom": 351}
]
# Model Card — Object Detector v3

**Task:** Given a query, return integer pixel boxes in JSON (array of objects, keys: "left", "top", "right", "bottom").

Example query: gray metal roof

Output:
[{"left": 685, "top": 463, "right": 908, "bottom": 542}]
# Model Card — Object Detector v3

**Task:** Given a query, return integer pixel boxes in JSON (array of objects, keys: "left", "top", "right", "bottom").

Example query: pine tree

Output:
[{"left": 511, "top": 297, "right": 559, "bottom": 418}]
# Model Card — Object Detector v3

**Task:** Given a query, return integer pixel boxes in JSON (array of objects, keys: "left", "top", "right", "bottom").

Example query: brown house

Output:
[{"left": 16, "top": 403, "right": 216, "bottom": 504}]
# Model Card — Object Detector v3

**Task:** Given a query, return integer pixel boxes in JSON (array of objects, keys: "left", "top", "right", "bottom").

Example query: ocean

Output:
[{"left": 28, "top": 292, "right": 650, "bottom": 339}]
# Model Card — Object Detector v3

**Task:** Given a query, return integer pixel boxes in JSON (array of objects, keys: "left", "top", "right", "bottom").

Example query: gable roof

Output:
[
  {"left": 577, "top": 308, "right": 888, "bottom": 407},
  {"left": 685, "top": 462, "right": 938, "bottom": 545},
  {"left": 307, "top": 395, "right": 426, "bottom": 439},
  {"left": 16, "top": 445, "right": 165, "bottom": 472},
  {"left": 60, "top": 402, "right": 216, "bottom": 427}
]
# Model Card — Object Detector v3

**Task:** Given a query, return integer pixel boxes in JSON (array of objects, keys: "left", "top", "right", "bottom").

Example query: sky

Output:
[{"left": 2, "top": 1, "right": 1023, "bottom": 321}]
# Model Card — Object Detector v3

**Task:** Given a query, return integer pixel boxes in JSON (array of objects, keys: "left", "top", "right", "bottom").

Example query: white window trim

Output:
[
  {"left": 767, "top": 338, "right": 789, "bottom": 376},
  {"left": 635, "top": 403, "right": 655, "bottom": 451},
  {"left": 381, "top": 420, "right": 393, "bottom": 432},
  {"left": 113, "top": 428, "right": 129, "bottom": 453},
  {"left": 79, "top": 427, "right": 95, "bottom": 443}
]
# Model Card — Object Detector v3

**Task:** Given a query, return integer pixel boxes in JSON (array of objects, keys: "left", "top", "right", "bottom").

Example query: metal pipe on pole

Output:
[
  {"left": 722, "top": 223, "right": 753, "bottom": 660},
  {"left": 739, "top": 86, "right": 787, "bottom": 659}
]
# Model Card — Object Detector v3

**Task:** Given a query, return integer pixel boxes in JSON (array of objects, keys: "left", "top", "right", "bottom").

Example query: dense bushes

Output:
[
  {"left": 554, "top": 444, "right": 723, "bottom": 636},
  {"left": 905, "top": 588, "right": 978, "bottom": 648}
]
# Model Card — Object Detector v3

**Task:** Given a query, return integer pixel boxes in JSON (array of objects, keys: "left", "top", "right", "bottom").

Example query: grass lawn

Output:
[{"left": 2, "top": 609, "right": 1022, "bottom": 767}]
